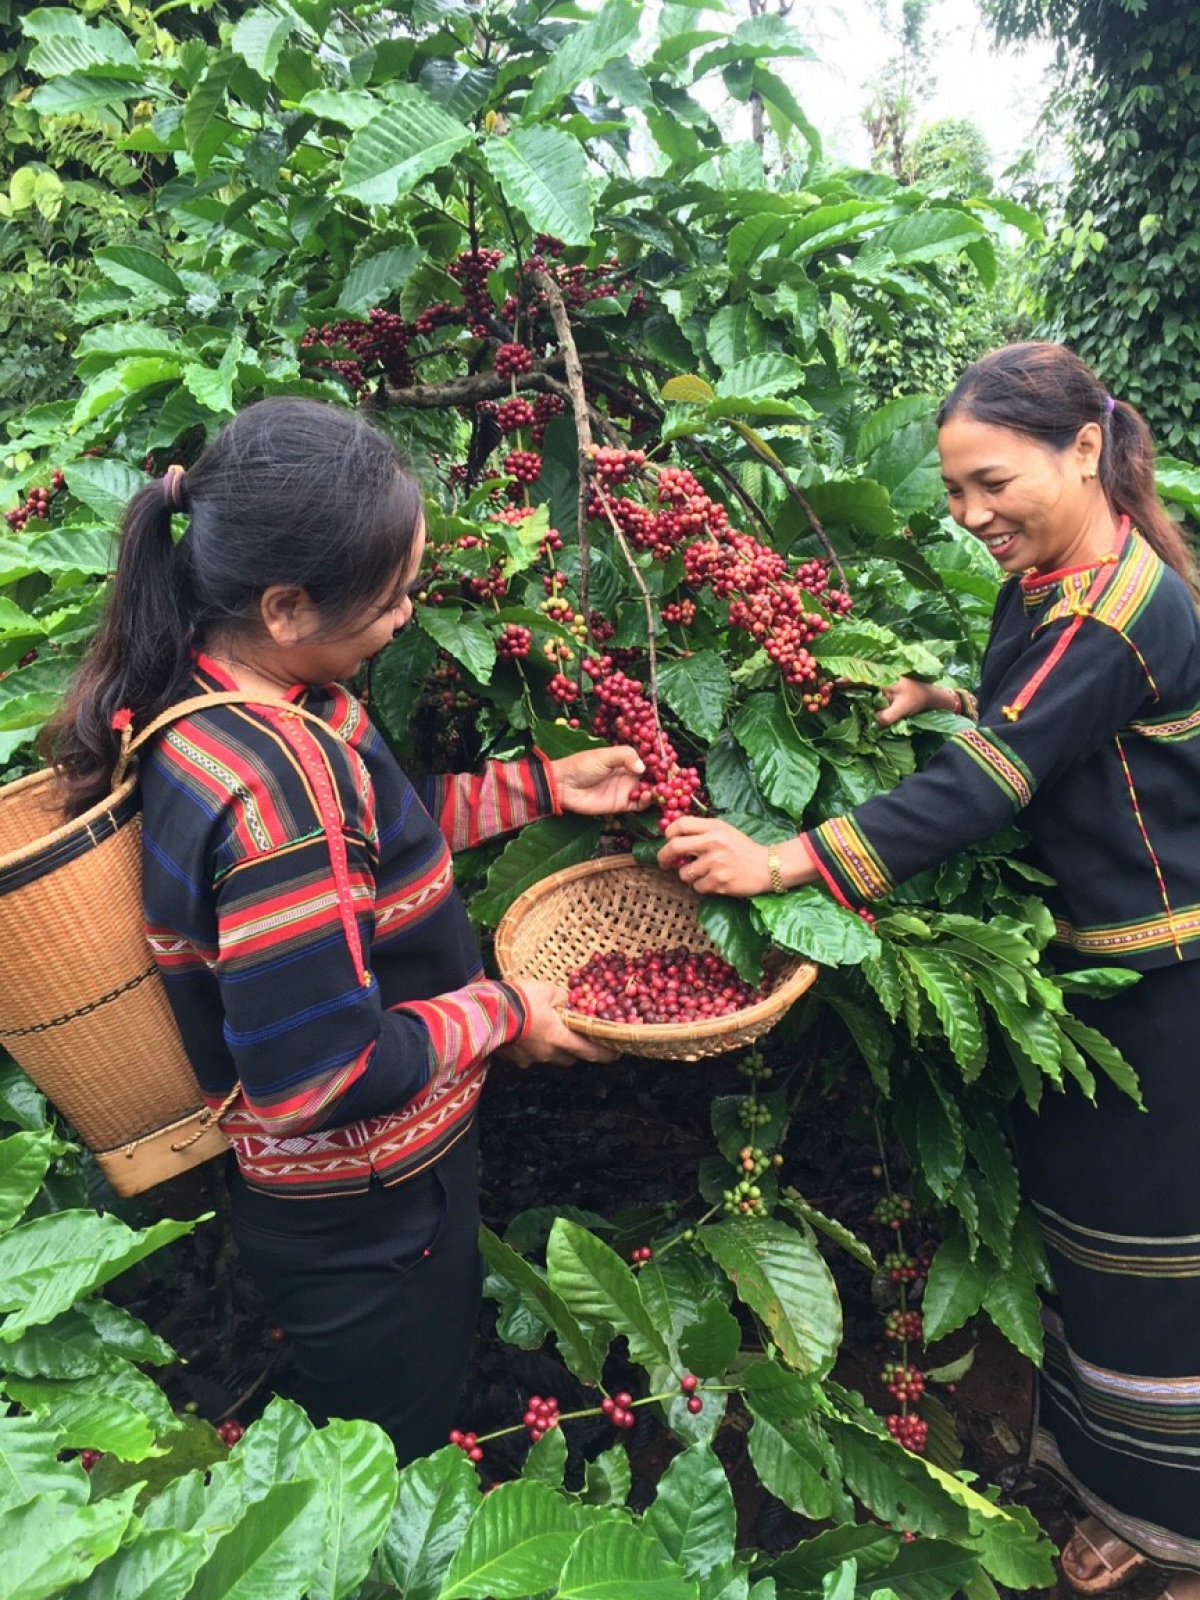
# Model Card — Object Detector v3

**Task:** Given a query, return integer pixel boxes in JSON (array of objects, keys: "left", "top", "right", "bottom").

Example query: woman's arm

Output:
[{"left": 421, "top": 746, "right": 644, "bottom": 851}]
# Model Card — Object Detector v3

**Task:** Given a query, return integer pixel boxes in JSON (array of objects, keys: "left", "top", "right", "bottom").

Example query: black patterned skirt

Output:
[{"left": 1013, "top": 956, "right": 1200, "bottom": 1566}]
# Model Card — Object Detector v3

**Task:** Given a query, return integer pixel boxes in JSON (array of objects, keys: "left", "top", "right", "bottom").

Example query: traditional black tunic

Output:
[{"left": 804, "top": 525, "right": 1200, "bottom": 1564}]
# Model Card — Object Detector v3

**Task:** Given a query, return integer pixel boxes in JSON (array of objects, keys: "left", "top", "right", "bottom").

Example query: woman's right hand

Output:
[
  {"left": 875, "top": 677, "right": 956, "bottom": 727},
  {"left": 504, "top": 979, "right": 621, "bottom": 1068}
]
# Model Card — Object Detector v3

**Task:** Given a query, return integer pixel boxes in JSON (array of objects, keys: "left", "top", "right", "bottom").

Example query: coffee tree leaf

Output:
[
  {"left": 581, "top": 1445, "right": 631, "bottom": 1508},
  {"left": 746, "top": 1412, "right": 835, "bottom": 1521},
  {"left": 920, "top": 1231, "right": 989, "bottom": 1344},
  {"left": 439, "top": 1479, "right": 595, "bottom": 1600},
  {"left": 753, "top": 888, "right": 879, "bottom": 967},
  {"left": 677, "top": 1297, "right": 743, "bottom": 1379},
  {"left": 658, "top": 651, "right": 731, "bottom": 743},
  {"left": 697, "top": 898, "right": 768, "bottom": 986},
  {"left": 0, "top": 1414, "right": 85, "bottom": 1514},
  {"left": 68, "top": 1526, "right": 209, "bottom": 1600},
  {"left": 0, "top": 1487, "right": 139, "bottom": 1600},
  {"left": 523, "top": 0, "right": 641, "bottom": 116},
  {"left": 820, "top": 1415, "right": 970, "bottom": 1539},
  {"left": 644, "top": 1444, "right": 735, "bottom": 1579},
  {"left": 546, "top": 1218, "right": 671, "bottom": 1370},
  {"left": 185, "top": 1478, "right": 326, "bottom": 1600},
  {"left": 521, "top": 1426, "right": 567, "bottom": 1488},
  {"left": 479, "top": 1227, "right": 605, "bottom": 1387},
  {"left": 779, "top": 1191, "right": 875, "bottom": 1272},
  {"left": 232, "top": 8, "right": 296, "bottom": 81},
  {"left": 415, "top": 605, "right": 496, "bottom": 684},
  {"left": 2, "top": 1368, "right": 171, "bottom": 1459},
  {"left": 294, "top": 1418, "right": 398, "bottom": 1600},
  {"left": 731, "top": 694, "right": 820, "bottom": 817},
  {"left": 555, "top": 1518, "right": 698, "bottom": 1600},
  {"left": 483, "top": 125, "right": 594, "bottom": 246},
  {"left": 699, "top": 1217, "right": 841, "bottom": 1377},
  {"left": 471, "top": 816, "right": 603, "bottom": 929},
  {"left": 0, "top": 1131, "right": 65, "bottom": 1236},
  {"left": 340, "top": 87, "right": 473, "bottom": 206},
  {"left": 379, "top": 1446, "right": 481, "bottom": 1600}
]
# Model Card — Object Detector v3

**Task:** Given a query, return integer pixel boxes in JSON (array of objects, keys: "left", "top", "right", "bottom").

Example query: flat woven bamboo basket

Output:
[
  {"left": 0, "top": 768, "right": 228, "bottom": 1195},
  {"left": 494, "top": 854, "right": 817, "bottom": 1061}
]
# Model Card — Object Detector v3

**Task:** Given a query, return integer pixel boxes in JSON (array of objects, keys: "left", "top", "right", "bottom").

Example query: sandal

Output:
[{"left": 1061, "top": 1517, "right": 1148, "bottom": 1594}]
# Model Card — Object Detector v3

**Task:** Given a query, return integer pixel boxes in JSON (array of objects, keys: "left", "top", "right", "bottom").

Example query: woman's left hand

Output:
[
  {"left": 551, "top": 746, "right": 647, "bottom": 814},
  {"left": 657, "top": 815, "right": 771, "bottom": 896}
]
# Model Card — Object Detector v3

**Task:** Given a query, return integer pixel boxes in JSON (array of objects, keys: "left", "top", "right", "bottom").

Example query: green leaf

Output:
[
  {"left": 799, "top": 479, "right": 893, "bottom": 537},
  {"left": 779, "top": 1191, "right": 875, "bottom": 1271},
  {"left": 473, "top": 816, "right": 603, "bottom": 930},
  {"left": 24, "top": 11, "right": 140, "bottom": 75},
  {"left": 0, "top": 1488, "right": 138, "bottom": 1600},
  {"left": 699, "top": 1217, "right": 841, "bottom": 1376},
  {"left": 980, "top": 1253, "right": 1042, "bottom": 1362},
  {"left": 93, "top": 247, "right": 186, "bottom": 302},
  {"left": 522, "top": 1426, "right": 567, "bottom": 1487},
  {"left": 0, "top": 1131, "right": 65, "bottom": 1236},
  {"left": 232, "top": 8, "right": 296, "bottom": 80},
  {"left": 417, "top": 606, "right": 496, "bottom": 684},
  {"left": 714, "top": 354, "right": 805, "bottom": 400},
  {"left": 753, "top": 888, "right": 879, "bottom": 966},
  {"left": 905, "top": 951, "right": 984, "bottom": 1074},
  {"left": 965, "top": 1109, "right": 1020, "bottom": 1241},
  {"left": 731, "top": 695, "right": 819, "bottom": 818},
  {"left": 182, "top": 334, "right": 243, "bottom": 417},
  {"left": 2, "top": 1369, "right": 169, "bottom": 1459},
  {"left": 483, "top": 126, "right": 594, "bottom": 247},
  {"left": 677, "top": 1297, "right": 743, "bottom": 1378},
  {"left": 478, "top": 1227, "right": 605, "bottom": 1386},
  {"left": 658, "top": 652, "right": 731, "bottom": 743},
  {"left": 186, "top": 1479, "right": 325, "bottom": 1600},
  {"left": 557, "top": 1518, "right": 698, "bottom": 1600},
  {"left": 182, "top": 56, "right": 238, "bottom": 177},
  {"left": 524, "top": 0, "right": 641, "bottom": 116},
  {"left": 921, "top": 1231, "right": 990, "bottom": 1344},
  {"left": 581, "top": 1444, "right": 631, "bottom": 1508},
  {"left": 546, "top": 1218, "right": 671, "bottom": 1369},
  {"left": 697, "top": 899, "right": 768, "bottom": 986},
  {"left": 336, "top": 248, "right": 423, "bottom": 315},
  {"left": 1059, "top": 1015, "right": 1143, "bottom": 1105},
  {"left": 0, "top": 1213, "right": 196, "bottom": 1337},
  {"left": 644, "top": 1444, "right": 735, "bottom": 1579},
  {"left": 0, "top": 1415, "right": 86, "bottom": 1514},
  {"left": 379, "top": 1446, "right": 481, "bottom": 1600},
  {"left": 294, "top": 1420, "right": 398, "bottom": 1600},
  {"left": 62, "top": 457, "right": 146, "bottom": 524},
  {"left": 660, "top": 375, "right": 716, "bottom": 404},
  {"left": 746, "top": 1408, "right": 835, "bottom": 1521},
  {"left": 69, "top": 1526, "right": 209, "bottom": 1600},
  {"left": 820, "top": 1415, "right": 970, "bottom": 1539},
  {"left": 826, "top": 996, "right": 893, "bottom": 1095},
  {"left": 341, "top": 86, "right": 473, "bottom": 206},
  {"left": 439, "top": 1479, "right": 593, "bottom": 1599}
]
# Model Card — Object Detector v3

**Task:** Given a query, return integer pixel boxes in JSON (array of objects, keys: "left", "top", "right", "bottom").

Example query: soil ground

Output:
[{"left": 124, "top": 1045, "right": 1173, "bottom": 1600}]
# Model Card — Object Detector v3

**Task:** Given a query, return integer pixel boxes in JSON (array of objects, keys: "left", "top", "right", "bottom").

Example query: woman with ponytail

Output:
[
  {"left": 47, "top": 397, "right": 647, "bottom": 1463},
  {"left": 658, "top": 344, "right": 1200, "bottom": 1592}
]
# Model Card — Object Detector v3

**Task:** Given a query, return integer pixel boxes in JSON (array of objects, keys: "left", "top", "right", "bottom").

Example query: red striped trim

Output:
[
  {"left": 800, "top": 832, "right": 856, "bottom": 910},
  {"left": 1113, "top": 732, "right": 1183, "bottom": 961},
  {"left": 1002, "top": 554, "right": 1122, "bottom": 722}
]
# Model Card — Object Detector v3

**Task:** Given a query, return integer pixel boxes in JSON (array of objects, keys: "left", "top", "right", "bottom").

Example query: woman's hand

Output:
[
  {"left": 551, "top": 746, "right": 646, "bottom": 815},
  {"left": 657, "top": 815, "right": 773, "bottom": 897},
  {"left": 503, "top": 979, "right": 621, "bottom": 1068},
  {"left": 875, "top": 677, "right": 958, "bottom": 728}
]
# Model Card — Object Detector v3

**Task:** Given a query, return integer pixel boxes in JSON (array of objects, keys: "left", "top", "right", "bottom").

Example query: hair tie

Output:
[
  {"left": 162, "top": 463, "right": 188, "bottom": 512},
  {"left": 1104, "top": 394, "right": 1116, "bottom": 415}
]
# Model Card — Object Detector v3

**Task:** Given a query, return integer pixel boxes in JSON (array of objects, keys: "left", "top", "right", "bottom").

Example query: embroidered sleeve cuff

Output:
[
  {"left": 959, "top": 690, "right": 980, "bottom": 721},
  {"left": 802, "top": 816, "right": 896, "bottom": 905},
  {"left": 396, "top": 979, "right": 529, "bottom": 1093}
]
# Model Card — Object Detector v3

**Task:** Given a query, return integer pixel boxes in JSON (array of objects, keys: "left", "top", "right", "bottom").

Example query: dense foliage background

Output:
[{"left": 0, "top": 2, "right": 1197, "bottom": 1596}]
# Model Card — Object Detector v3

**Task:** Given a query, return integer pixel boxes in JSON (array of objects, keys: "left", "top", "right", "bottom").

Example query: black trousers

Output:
[{"left": 227, "top": 1119, "right": 483, "bottom": 1465}]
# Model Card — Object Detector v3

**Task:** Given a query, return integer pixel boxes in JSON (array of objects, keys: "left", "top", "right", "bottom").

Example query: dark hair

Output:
[
  {"left": 938, "top": 342, "right": 1197, "bottom": 600},
  {"left": 45, "top": 398, "right": 424, "bottom": 814}
]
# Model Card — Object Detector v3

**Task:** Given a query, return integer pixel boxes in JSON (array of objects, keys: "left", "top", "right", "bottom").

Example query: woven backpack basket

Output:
[
  {"left": 0, "top": 692, "right": 341, "bottom": 1196},
  {"left": 494, "top": 854, "right": 817, "bottom": 1061}
]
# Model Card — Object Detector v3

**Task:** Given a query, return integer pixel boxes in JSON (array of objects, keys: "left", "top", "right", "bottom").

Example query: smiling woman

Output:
[{"left": 658, "top": 343, "right": 1200, "bottom": 1588}]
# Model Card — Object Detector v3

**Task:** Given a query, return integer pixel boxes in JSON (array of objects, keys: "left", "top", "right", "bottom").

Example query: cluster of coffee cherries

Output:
[
  {"left": 680, "top": 1373, "right": 704, "bottom": 1415},
  {"left": 628, "top": 1245, "right": 654, "bottom": 1268},
  {"left": 449, "top": 1427, "right": 486, "bottom": 1461},
  {"left": 216, "top": 1418, "right": 245, "bottom": 1447},
  {"left": 885, "top": 1308, "right": 923, "bottom": 1343},
  {"left": 6, "top": 468, "right": 64, "bottom": 531},
  {"left": 300, "top": 308, "right": 415, "bottom": 390},
  {"left": 600, "top": 1390, "right": 637, "bottom": 1429},
  {"left": 886, "top": 1413, "right": 929, "bottom": 1451},
  {"left": 881, "top": 1362, "right": 926, "bottom": 1403},
  {"left": 875, "top": 1195, "right": 915, "bottom": 1231},
  {"left": 523, "top": 1395, "right": 561, "bottom": 1443},
  {"left": 447, "top": 246, "right": 505, "bottom": 332},
  {"left": 566, "top": 946, "right": 764, "bottom": 1026},
  {"left": 588, "top": 668, "right": 703, "bottom": 830}
]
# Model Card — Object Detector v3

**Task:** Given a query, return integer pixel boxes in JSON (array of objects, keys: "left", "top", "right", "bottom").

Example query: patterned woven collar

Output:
[{"left": 1019, "top": 517, "right": 1132, "bottom": 613}]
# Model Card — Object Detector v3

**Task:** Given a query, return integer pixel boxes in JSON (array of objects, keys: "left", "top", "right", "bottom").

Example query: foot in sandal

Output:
[{"left": 1060, "top": 1517, "right": 1147, "bottom": 1594}]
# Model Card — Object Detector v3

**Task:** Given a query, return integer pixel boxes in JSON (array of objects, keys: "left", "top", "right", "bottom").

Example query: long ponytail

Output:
[
  {"left": 940, "top": 342, "right": 1199, "bottom": 602},
  {"left": 42, "top": 475, "right": 194, "bottom": 815}
]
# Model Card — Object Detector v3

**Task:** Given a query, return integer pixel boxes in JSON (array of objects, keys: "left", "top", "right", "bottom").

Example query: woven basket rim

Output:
[
  {"left": 494, "top": 853, "right": 818, "bottom": 1048},
  {"left": 0, "top": 766, "right": 139, "bottom": 873}
]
